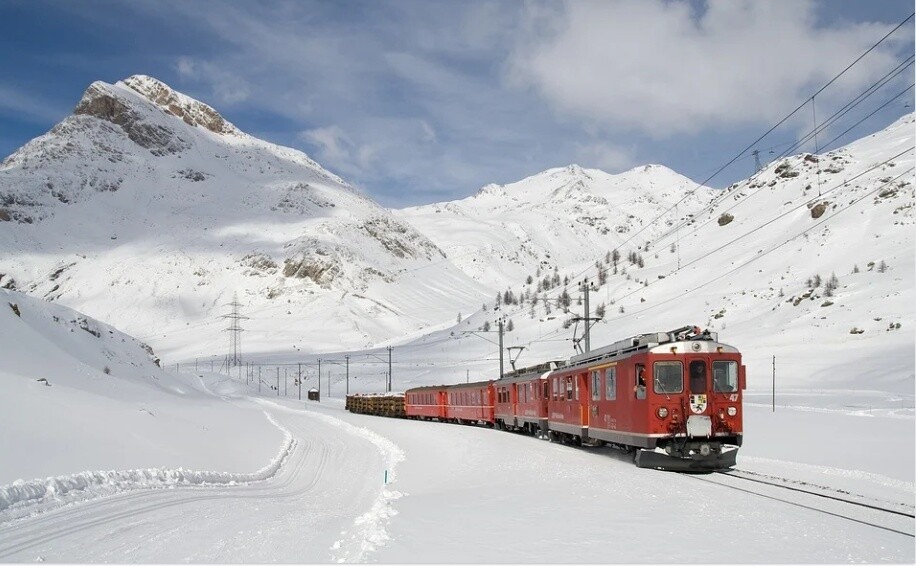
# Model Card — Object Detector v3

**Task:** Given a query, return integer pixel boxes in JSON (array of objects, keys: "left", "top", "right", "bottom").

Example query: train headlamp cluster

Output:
[
  {"left": 656, "top": 407, "right": 669, "bottom": 419},
  {"left": 727, "top": 406, "right": 737, "bottom": 416}
]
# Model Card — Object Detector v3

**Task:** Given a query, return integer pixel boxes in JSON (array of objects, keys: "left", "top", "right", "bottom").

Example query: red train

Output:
[{"left": 404, "top": 325, "right": 745, "bottom": 471}]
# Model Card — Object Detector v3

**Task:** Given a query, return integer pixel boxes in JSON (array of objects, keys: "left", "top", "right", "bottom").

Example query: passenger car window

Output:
[
  {"left": 591, "top": 370, "right": 601, "bottom": 401},
  {"left": 606, "top": 367, "right": 617, "bottom": 400}
]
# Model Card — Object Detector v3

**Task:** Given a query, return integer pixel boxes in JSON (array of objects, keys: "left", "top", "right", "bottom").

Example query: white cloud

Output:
[
  {"left": 175, "top": 56, "right": 250, "bottom": 105},
  {"left": 574, "top": 142, "right": 637, "bottom": 172},
  {"left": 0, "top": 84, "right": 69, "bottom": 123},
  {"left": 508, "top": 0, "right": 903, "bottom": 136},
  {"left": 300, "top": 125, "right": 356, "bottom": 169}
]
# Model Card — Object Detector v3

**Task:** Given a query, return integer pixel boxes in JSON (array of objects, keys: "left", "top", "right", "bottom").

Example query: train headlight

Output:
[
  {"left": 727, "top": 406, "right": 737, "bottom": 416},
  {"left": 656, "top": 407, "right": 669, "bottom": 419}
]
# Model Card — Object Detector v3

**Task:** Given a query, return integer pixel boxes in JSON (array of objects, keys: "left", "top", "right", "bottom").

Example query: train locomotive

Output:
[{"left": 362, "top": 325, "right": 745, "bottom": 472}]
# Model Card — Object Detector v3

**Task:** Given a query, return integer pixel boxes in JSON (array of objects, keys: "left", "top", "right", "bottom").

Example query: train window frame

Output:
[
  {"left": 590, "top": 370, "right": 601, "bottom": 401},
  {"left": 654, "top": 361, "right": 684, "bottom": 394},
  {"left": 606, "top": 367, "right": 617, "bottom": 401},
  {"left": 566, "top": 376, "right": 574, "bottom": 400},
  {"left": 552, "top": 377, "right": 558, "bottom": 400}
]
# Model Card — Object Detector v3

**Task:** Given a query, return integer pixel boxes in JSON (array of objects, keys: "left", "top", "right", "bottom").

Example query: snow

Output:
[
  {"left": 1, "top": 288, "right": 911, "bottom": 561},
  {"left": 0, "top": 78, "right": 913, "bottom": 562}
]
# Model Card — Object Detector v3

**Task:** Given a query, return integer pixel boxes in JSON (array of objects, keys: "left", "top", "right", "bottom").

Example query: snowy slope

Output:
[
  {"left": 0, "top": 289, "right": 282, "bottom": 486},
  {"left": 0, "top": 76, "right": 488, "bottom": 361},
  {"left": 396, "top": 163, "right": 715, "bottom": 290}
]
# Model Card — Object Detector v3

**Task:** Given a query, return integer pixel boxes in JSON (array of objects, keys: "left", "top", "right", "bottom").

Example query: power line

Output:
[
  {"left": 600, "top": 11, "right": 914, "bottom": 275},
  {"left": 524, "top": 164, "right": 912, "bottom": 347},
  {"left": 502, "top": 30, "right": 915, "bottom": 329},
  {"left": 220, "top": 292, "right": 249, "bottom": 366}
]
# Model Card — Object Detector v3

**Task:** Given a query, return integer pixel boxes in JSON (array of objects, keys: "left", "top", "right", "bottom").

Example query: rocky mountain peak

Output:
[
  {"left": 72, "top": 80, "right": 190, "bottom": 157},
  {"left": 120, "top": 75, "right": 240, "bottom": 136}
]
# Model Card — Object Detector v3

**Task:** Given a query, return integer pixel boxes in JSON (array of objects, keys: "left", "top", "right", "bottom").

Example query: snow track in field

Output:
[
  {"left": 0, "top": 411, "right": 295, "bottom": 524},
  {"left": 305, "top": 411, "right": 406, "bottom": 563}
]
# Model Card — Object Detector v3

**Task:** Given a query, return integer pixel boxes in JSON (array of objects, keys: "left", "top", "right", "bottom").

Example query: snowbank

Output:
[{"left": 0, "top": 411, "right": 294, "bottom": 523}]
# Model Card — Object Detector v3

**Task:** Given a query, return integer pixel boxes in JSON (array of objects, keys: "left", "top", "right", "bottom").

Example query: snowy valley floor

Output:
[{"left": 0, "top": 375, "right": 913, "bottom": 563}]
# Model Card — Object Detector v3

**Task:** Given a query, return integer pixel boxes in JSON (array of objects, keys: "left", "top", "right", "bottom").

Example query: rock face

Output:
[
  {"left": 121, "top": 75, "right": 240, "bottom": 136},
  {"left": 74, "top": 81, "right": 191, "bottom": 156}
]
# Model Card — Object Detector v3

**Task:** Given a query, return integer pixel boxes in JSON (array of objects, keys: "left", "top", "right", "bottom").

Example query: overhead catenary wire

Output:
[
  {"left": 602, "top": 11, "right": 914, "bottom": 270},
  {"left": 489, "top": 24, "right": 915, "bottom": 331},
  {"left": 650, "top": 57, "right": 915, "bottom": 255}
]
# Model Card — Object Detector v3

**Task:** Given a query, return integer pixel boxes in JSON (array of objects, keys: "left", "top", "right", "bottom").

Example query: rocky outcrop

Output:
[
  {"left": 74, "top": 82, "right": 190, "bottom": 156},
  {"left": 123, "top": 75, "right": 240, "bottom": 136}
]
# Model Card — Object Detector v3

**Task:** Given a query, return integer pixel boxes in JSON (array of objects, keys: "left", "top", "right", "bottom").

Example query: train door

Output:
[
  {"left": 578, "top": 372, "right": 589, "bottom": 429},
  {"left": 687, "top": 358, "right": 709, "bottom": 416},
  {"left": 589, "top": 368, "right": 601, "bottom": 423},
  {"left": 511, "top": 382, "right": 519, "bottom": 426}
]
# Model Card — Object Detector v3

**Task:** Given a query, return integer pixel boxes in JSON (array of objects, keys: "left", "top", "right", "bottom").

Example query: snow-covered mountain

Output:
[
  {"left": 396, "top": 163, "right": 715, "bottom": 290},
  {"left": 1, "top": 74, "right": 912, "bottom": 393},
  {"left": 393, "top": 113, "right": 913, "bottom": 396},
  {"left": 0, "top": 76, "right": 487, "bottom": 359}
]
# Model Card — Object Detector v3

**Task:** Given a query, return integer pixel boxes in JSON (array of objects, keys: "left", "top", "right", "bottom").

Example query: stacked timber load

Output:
[{"left": 346, "top": 394, "right": 406, "bottom": 418}]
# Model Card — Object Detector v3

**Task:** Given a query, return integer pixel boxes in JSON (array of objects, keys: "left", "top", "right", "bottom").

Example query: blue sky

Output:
[{"left": 0, "top": 1, "right": 912, "bottom": 207}]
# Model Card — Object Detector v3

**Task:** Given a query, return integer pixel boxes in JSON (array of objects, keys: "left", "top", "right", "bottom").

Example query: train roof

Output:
[
  {"left": 566, "top": 325, "right": 737, "bottom": 368},
  {"left": 405, "top": 380, "right": 493, "bottom": 393},
  {"left": 498, "top": 360, "right": 563, "bottom": 382}
]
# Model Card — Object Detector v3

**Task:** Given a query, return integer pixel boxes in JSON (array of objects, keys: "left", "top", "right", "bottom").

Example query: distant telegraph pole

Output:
[
  {"left": 221, "top": 292, "right": 249, "bottom": 369},
  {"left": 387, "top": 346, "right": 393, "bottom": 392},
  {"left": 772, "top": 355, "right": 776, "bottom": 412},
  {"left": 572, "top": 279, "right": 600, "bottom": 354},
  {"left": 498, "top": 318, "right": 504, "bottom": 379}
]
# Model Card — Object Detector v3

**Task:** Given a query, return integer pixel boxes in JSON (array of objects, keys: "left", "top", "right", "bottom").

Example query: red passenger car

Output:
[
  {"left": 443, "top": 381, "right": 495, "bottom": 425},
  {"left": 404, "top": 386, "right": 447, "bottom": 420},
  {"left": 494, "top": 361, "right": 559, "bottom": 435}
]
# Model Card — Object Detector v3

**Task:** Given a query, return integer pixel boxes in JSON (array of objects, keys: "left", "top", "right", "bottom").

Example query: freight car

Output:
[{"left": 352, "top": 325, "right": 745, "bottom": 472}]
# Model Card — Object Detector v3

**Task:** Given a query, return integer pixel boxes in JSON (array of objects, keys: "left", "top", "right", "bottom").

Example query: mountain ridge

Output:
[{"left": 0, "top": 76, "right": 911, "bottom": 380}]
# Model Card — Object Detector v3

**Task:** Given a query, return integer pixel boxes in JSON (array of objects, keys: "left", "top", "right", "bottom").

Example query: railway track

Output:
[{"left": 686, "top": 468, "right": 915, "bottom": 538}]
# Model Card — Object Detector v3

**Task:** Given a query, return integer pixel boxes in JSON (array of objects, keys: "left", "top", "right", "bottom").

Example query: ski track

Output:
[
  {"left": 0, "top": 401, "right": 406, "bottom": 563},
  {"left": 0, "top": 410, "right": 295, "bottom": 524},
  {"left": 304, "top": 410, "right": 406, "bottom": 563}
]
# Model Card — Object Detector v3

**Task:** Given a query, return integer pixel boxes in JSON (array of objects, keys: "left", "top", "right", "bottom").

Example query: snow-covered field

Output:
[
  {"left": 1, "top": 382, "right": 911, "bottom": 563},
  {"left": 1, "top": 291, "right": 912, "bottom": 562}
]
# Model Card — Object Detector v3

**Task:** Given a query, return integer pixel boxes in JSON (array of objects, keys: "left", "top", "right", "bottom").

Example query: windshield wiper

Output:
[{"left": 655, "top": 376, "right": 671, "bottom": 400}]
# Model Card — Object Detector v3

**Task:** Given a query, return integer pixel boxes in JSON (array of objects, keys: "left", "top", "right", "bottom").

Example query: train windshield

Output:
[
  {"left": 654, "top": 361, "right": 684, "bottom": 394},
  {"left": 713, "top": 361, "right": 739, "bottom": 392}
]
